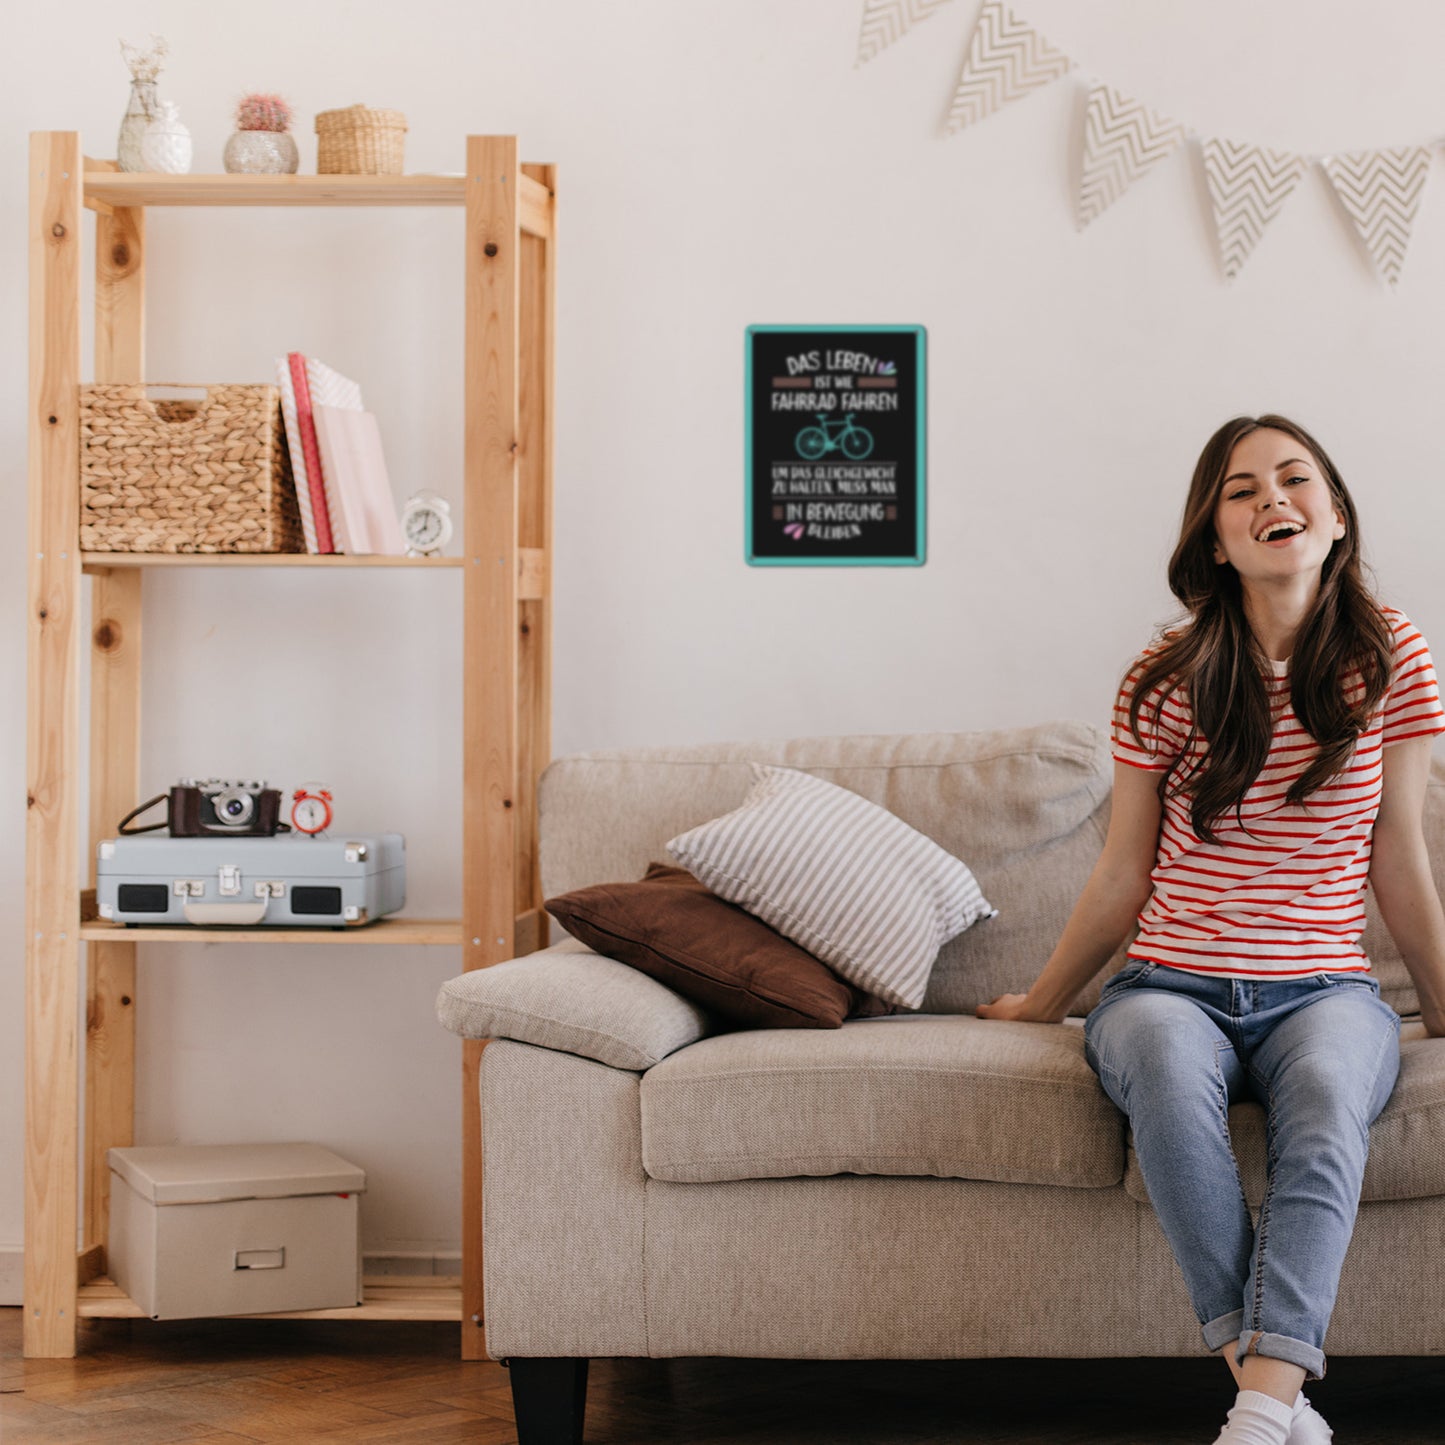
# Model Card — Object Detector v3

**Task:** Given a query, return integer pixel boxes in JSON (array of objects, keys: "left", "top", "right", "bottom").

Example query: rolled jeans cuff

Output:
[
  {"left": 1203, "top": 1309, "right": 1245, "bottom": 1353},
  {"left": 1233, "top": 1329, "right": 1328, "bottom": 1382}
]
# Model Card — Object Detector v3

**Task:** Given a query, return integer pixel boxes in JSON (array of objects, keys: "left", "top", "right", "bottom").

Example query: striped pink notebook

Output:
[
  {"left": 312, "top": 406, "right": 405, "bottom": 556},
  {"left": 275, "top": 355, "right": 327, "bottom": 553},
  {"left": 287, "top": 354, "right": 334, "bottom": 553},
  {"left": 275, "top": 354, "right": 366, "bottom": 553}
]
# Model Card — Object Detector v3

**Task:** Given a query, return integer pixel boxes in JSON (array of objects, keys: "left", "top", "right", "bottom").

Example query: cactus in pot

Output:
[{"left": 224, "top": 92, "right": 299, "bottom": 174}]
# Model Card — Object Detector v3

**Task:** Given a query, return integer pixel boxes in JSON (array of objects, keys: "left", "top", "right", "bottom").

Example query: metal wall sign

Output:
[{"left": 745, "top": 325, "right": 926, "bottom": 566}]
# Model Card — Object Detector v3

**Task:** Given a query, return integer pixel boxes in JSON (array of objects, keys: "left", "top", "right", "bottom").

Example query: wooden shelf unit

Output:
[{"left": 25, "top": 135, "right": 556, "bottom": 1359}]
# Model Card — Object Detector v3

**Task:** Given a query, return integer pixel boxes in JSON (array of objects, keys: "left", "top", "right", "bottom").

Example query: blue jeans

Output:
[{"left": 1083, "top": 960, "right": 1402, "bottom": 1381}]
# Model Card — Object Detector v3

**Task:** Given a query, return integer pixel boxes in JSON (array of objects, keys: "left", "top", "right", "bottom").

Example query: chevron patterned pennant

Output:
[
  {"left": 1202, "top": 139, "right": 1307, "bottom": 281},
  {"left": 946, "top": 0, "right": 1072, "bottom": 132},
  {"left": 856, "top": 0, "right": 955, "bottom": 66},
  {"left": 1077, "top": 82, "right": 1189, "bottom": 229},
  {"left": 1319, "top": 147, "right": 1433, "bottom": 288}
]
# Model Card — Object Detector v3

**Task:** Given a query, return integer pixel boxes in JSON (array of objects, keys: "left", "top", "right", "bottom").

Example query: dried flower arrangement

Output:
[
  {"left": 236, "top": 93, "right": 294, "bottom": 133},
  {"left": 119, "top": 35, "right": 168, "bottom": 82},
  {"left": 116, "top": 35, "right": 171, "bottom": 172}
]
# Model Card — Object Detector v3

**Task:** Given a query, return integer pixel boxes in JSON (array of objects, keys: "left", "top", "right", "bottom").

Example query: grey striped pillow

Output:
[{"left": 666, "top": 765, "right": 996, "bottom": 1009}]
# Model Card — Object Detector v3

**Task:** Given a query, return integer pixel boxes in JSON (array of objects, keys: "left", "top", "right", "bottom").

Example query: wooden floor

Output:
[{"left": 3, "top": 1308, "right": 1444, "bottom": 1442}]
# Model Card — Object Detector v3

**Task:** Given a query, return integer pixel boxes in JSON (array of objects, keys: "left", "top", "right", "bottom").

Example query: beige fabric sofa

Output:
[{"left": 437, "top": 722, "right": 1445, "bottom": 1443}]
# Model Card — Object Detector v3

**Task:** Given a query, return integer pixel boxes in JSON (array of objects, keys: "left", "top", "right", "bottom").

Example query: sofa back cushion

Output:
[
  {"left": 545, "top": 863, "right": 895, "bottom": 1029},
  {"left": 540, "top": 722, "right": 1119, "bottom": 1015}
]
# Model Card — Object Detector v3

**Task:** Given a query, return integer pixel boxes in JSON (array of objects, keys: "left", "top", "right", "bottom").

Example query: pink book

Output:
[
  {"left": 275, "top": 357, "right": 319, "bottom": 553},
  {"left": 288, "top": 352, "right": 335, "bottom": 553},
  {"left": 312, "top": 405, "right": 406, "bottom": 556}
]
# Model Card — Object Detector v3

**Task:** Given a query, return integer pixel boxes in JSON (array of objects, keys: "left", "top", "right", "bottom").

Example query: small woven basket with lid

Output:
[
  {"left": 80, "top": 384, "right": 304, "bottom": 554},
  {"left": 315, "top": 104, "right": 407, "bottom": 174}
]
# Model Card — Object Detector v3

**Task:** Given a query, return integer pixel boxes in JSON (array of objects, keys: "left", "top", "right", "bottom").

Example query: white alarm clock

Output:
[
  {"left": 290, "top": 784, "right": 333, "bottom": 836},
  {"left": 401, "top": 491, "right": 454, "bottom": 557}
]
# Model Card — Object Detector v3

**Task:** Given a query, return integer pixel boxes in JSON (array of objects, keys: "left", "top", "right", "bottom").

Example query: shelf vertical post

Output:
[
  {"left": 517, "top": 164, "right": 556, "bottom": 952},
  {"left": 84, "top": 182, "right": 146, "bottom": 1262},
  {"left": 25, "top": 130, "right": 84, "bottom": 1359},
  {"left": 461, "top": 134, "right": 521, "bottom": 1359}
]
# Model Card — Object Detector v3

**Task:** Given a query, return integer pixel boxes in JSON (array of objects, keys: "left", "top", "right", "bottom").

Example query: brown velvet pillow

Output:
[{"left": 545, "top": 863, "right": 895, "bottom": 1029}]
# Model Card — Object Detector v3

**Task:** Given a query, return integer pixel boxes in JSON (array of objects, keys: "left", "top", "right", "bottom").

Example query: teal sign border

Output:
[{"left": 745, "top": 324, "right": 927, "bottom": 567}]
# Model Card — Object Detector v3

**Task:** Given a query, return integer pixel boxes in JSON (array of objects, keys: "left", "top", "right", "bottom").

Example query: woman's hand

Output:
[
  {"left": 974, "top": 761, "right": 1160, "bottom": 1029},
  {"left": 1370, "top": 737, "right": 1445, "bottom": 1043},
  {"left": 975, "top": 993, "right": 1057, "bottom": 1023}
]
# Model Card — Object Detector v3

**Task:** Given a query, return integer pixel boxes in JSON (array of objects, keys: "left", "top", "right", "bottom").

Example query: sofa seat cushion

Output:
[
  {"left": 639, "top": 1015, "right": 1124, "bottom": 1187},
  {"left": 1124, "top": 1019, "right": 1445, "bottom": 1207}
]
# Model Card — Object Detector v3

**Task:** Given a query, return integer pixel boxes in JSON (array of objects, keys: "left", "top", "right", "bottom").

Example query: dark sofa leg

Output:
[{"left": 507, "top": 1356, "right": 590, "bottom": 1444}]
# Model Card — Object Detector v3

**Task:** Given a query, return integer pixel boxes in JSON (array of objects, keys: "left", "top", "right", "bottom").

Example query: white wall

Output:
[{"left": 5, "top": 0, "right": 1445, "bottom": 1278}]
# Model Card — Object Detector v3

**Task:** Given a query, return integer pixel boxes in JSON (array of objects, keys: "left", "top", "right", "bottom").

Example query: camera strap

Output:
[{"left": 117, "top": 793, "right": 172, "bottom": 835}]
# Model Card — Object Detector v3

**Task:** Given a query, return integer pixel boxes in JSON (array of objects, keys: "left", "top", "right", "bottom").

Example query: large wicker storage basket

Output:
[
  {"left": 315, "top": 105, "right": 407, "bottom": 175},
  {"left": 80, "top": 384, "right": 305, "bottom": 554}
]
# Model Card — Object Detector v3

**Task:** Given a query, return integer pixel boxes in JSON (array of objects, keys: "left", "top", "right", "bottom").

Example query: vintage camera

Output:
[
  {"left": 174, "top": 779, "right": 285, "bottom": 836},
  {"left": 118, "top": 779, "right": 288, "bottom": 837}
]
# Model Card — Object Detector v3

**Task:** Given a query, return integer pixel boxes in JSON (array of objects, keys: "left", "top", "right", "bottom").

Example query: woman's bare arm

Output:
[
  {"left": 976, "top": 760, "right": 1162, "bottom": 1024},
  {"left": 1369, "top": 734, "right": 1445, "bottom": 1038}
]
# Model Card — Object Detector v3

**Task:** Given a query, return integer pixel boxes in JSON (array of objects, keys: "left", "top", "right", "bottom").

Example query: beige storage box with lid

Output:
[{"left": 107, "top": 1142, "right": 366, "bottom": 1320}]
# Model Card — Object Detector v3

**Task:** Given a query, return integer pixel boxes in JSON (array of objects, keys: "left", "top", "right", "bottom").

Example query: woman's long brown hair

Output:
[{"left": 1128, "top": 414, "right": 1393, "bottom": 844}]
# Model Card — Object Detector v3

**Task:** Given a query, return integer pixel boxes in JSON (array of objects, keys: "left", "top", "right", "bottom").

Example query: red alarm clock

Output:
[{"left": 290, "top": 785, "right": 333, "bottom": 836}]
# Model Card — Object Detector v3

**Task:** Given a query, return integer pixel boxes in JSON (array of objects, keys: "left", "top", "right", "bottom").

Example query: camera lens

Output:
[{"left": 215, "top": 788, "right": 254, "bottom": 826}]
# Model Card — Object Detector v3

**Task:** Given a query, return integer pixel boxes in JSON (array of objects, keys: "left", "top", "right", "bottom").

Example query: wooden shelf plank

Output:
[
  {"left": 78, "top": 1276, "right": 464, "bottom": 1322},
  {"left": 81, "top": 169, "right": 554, "bottom": 237},
  {"left": 82, "top": 552, "right": 464, "bottom": 571},
  {"left": 85, "top": 172, "right": 469, "bottom": 208},
  {"left": 81, "top": 548, "right": 546, "bottom": 597},
  {"left": 80, "top": 917, "right": 465, "bottom": 945}
]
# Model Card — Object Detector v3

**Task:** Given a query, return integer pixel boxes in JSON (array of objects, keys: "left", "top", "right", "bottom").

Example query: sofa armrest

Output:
[{"left": 436, "top": 939, "right": 711, "bottom": 1071}]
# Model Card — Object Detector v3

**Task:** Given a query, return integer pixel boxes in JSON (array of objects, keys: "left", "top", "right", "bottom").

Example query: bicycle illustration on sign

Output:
[{"left": 794, "top": 413, "right": 874, "bottom": 461}]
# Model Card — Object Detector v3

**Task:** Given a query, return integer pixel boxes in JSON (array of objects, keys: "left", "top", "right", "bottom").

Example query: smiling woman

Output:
[{"left": 976, "top": 411, "right": 1445, "bottom": 1445}]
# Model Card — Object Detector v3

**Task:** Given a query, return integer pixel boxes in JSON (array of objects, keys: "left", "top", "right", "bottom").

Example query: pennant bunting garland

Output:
[
  {"left": 945, "top": 0, "right": 1071, "bottom": 132},
  {"left": 1201, "top": 140, "right": 1307, "bottom": 282},
  {"left": 859, "top": 0, "right": 1442, "bottom": 284},
  {"left": 1077, "top": 83, "right": 1189, "bottom": 229},
  {"left": 1319, "top": 147, "right": 1432, "bottom": 288},
  {"left": 856, "top": 0, "right": 955, "bottom": 67}
]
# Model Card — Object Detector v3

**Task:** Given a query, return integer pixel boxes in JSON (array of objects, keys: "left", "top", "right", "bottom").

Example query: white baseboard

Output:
[
  {"left": 0, "top": 1247, "right": 21, "bottom": 1306},
  {"left": 0, "top": 1247, "right": 459, "bottom": 1304}
]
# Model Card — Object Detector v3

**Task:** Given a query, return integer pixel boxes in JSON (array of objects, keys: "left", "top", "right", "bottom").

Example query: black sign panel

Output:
[{"left": 746, "top": 326, "right": 926, "bottom": 566}]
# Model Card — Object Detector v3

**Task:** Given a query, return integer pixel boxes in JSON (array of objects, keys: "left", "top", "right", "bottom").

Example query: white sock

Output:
[
  {"left": 1211, "top": 1388, "right": 1295, "bottom": 1445},
  {"left": 1288, "top": 1390, "right": 1334, "bottom": 1444}
]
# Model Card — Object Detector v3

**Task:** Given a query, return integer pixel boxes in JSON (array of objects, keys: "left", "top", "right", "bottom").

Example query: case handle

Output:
[
  {"left": 183, "top": 900, "right": 269, "bottom": 926},
  {"left": 234, "top": 1248, "right": 285, "bottom": 1271}
]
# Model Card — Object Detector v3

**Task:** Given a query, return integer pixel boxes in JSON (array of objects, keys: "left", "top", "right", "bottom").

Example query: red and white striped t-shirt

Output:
[{"left": 1112, "top": 606, "right": 1445, "bottom": 979}]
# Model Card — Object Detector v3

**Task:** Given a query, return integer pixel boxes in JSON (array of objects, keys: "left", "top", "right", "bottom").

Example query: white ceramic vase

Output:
[
  {"left": 117, "top": 78, "right": 158, "bottom": 172},
  {"left": 141, "top": 101, "right": 193, "bottom": 175},
  {"left": 223, "top": 129, "right": 299, "bottom": 175}
]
